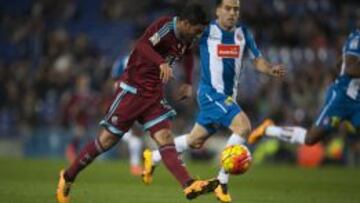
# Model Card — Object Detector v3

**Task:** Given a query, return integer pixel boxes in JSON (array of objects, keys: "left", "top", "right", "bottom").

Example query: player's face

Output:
[
  {"left": 216, "top": 0, "right": 240, "bottom": 30},
  {"left": 179, "top": 21, "right": 206, "bottom": 42}
]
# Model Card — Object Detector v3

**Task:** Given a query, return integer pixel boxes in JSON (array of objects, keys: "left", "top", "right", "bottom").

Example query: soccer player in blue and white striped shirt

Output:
[{"left": 249, "top": 28, "right": 360, "bottom": 148}]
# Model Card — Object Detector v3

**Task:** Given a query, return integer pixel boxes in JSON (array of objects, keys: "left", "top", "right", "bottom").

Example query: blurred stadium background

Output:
[{"left": 0, "top": 0, "right": 360, "bottom": 202}]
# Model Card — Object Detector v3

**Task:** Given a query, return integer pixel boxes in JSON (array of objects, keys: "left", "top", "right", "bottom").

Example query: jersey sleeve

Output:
[
  {"left": 344, "top": 34, "right": 360, "bottom": 57},
  {"left": 134, "top": 17, "right": 172, "bottom": 66},
  {"left": 242, "top": 26, "right": 262, "bottom": 59}
]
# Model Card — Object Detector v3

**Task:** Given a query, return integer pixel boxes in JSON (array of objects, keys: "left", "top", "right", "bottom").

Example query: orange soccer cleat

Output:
[
  {"left": 184, "top": 178, "right": 220, "bottom": 200},
  {"left": 56, "top": 170, "right": 72, "bottom": 203},
  {"left": 141, "top": 149, "right": 155, "bottom": 185},
  {"left": 248, "top": 119, "right": 274, "bottom": 144},
  {"left": 214, "top": 184, "right": 232, "bottom": 203}
]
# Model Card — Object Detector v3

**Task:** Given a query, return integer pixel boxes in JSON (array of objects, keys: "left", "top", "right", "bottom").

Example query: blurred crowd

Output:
[{"left": 0, "top": 0, "right": 359, "bottom": 163}]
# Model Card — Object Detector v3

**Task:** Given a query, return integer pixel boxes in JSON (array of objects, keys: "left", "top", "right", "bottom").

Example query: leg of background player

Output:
[
  {"left": 250, "top": 121, "right": 330, "bottom": 146},
  {"left": 122, "top": 131, "right": 143, "bottom": 176}
]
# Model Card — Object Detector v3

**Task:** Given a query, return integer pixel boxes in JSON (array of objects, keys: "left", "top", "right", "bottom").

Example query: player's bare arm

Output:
[
  {"left": 159, "top": 63, "right": 174, "bottom": 83},
  {"left": 344, "top": 55, "right": 360, "bottom": 78},
  {"left": 253, "top": 57, "right": 286, "bottom": 78}
]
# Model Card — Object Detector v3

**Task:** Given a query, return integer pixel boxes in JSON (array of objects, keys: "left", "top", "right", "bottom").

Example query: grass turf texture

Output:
[{"left": 0, "top": 158, "right": 359, "bottom": 203}]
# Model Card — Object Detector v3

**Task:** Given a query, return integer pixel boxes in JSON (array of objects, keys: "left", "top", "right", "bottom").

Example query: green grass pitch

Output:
[{"left": 0, "top": 158, "right": 359, "bottom": 203}]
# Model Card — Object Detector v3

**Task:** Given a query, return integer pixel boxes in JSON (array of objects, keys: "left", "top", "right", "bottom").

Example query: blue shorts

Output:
[
  {"left": 196, "top": 89, "right": 242, "bottom": 134},
  {"left": 315, "top": 85, "right": 360, "bottom": 130}
]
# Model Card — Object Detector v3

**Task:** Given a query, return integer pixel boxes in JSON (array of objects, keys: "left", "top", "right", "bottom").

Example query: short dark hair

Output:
[
  {"left": 216, "top": 0, "right": 240, "bottom": 8},
  {"left": 178, "top": 3, "right": 209, "bottom": 26},
  {"left": 215, "top": 0, "right": 223, "bottom": 7}
]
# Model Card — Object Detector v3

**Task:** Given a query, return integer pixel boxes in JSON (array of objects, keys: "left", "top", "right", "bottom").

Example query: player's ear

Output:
[{"left": 215, "top": 7, "right": 221, "bottom": 18}]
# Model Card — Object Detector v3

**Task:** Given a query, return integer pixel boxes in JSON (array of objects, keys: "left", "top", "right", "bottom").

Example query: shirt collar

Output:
[{"left": 173, "top": 17, "right": 181, "bottom": 39}]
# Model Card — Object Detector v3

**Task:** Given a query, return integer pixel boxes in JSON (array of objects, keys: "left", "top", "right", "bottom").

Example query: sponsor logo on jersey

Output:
[
  {"left": 160, "top": 99, "right": 172, "bottom": 110},
  {"left": 111, "top": 115, "right": 118, "bottom": 125},
  {"left": 217, "top": 44, "right": 240, "bottom": 58},
  {"left": 236, "top": 33, "right": 243, "bottom": 42},
  {"left": 224, "top": 96, "right": 234, "bottom": 106},
  {"left": 149, "top": 32, "right": 161, "bottom": 46}
]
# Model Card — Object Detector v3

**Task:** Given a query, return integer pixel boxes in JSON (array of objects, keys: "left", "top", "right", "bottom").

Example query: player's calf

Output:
[{"left": 63, "top": 130, "right": 119, "bottom": 182}]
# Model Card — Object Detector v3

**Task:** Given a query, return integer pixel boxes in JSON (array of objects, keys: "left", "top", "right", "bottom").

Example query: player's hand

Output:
[
  {"left": 176, "top": 84, "right": 192, "bottom": 101},
  {"left": 159, "top": 63, "right": 173, "bottom": 84},
  {"left": 270, "top": 64, "right": 286, "bottom": 78}
]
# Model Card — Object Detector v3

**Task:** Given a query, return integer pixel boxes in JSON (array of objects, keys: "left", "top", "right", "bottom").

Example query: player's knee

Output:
[
  {"left": 188, "top": 138, "right": 206, "bottom": 149},
  {"left": 98, "top": 130, "right": 120, "bottom": 149},
  {"left": 231, "top": 113, "right": 252, "bottom": 138},
  {"left": 233, "top": 123, "right": 251, "bottom": 138},
  {"left": 189, "top": 141, "right": 204, "bottom": 149},
  {"left": 153, "top": 129, "right": 173, "bottom": 146},
  {"left": 187, "top": 134, "right": 206, "bottom": 149}
]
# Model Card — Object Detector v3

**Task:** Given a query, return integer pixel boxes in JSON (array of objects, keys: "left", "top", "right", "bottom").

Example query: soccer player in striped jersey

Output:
[
  {"left": 56, "top": 4, "right": 220, "bottom": 203},
  {"left": 248, "top": 28, "right": 360, "bottom": 147},
  {"left": 142, "top": 0, "right": 285, "bottom": 202}
]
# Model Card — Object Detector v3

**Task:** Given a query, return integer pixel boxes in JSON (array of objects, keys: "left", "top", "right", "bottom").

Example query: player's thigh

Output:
[
  {"left": 97, "top": 128, "right": 121, "bottom": 149},
  {"left": 140, "top": 97, "right": 176, "bottom": 144},
  {"left": 187, "top": 123, "right": 211, "bottom": 149},
  {"left": 100, "top": 87, "right": 147, "bottom": 138},
  {"left": 228, "top": 111, "right": 251, "bottom": 136},
  {"left": 197, "top": 93, "right": 242, "bottom": 134}
]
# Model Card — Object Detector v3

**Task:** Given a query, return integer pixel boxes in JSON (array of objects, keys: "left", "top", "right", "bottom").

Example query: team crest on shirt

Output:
[
  {"left": 330, "top": 116, "right": 341, "bottom": 128},
  {"left": 225, "top": 96, "right": 234, "bottom": 106},
  {"left": 236, "top": 33, "right": 243, "bottom": 41},
  {"left": 111, "top": 115, "right": 118, "bottom": 125},
  {"left": 149, "top": 32, "right": 161, "bottom": 46},
  {"left": 160, "top": 99, "right": 172, "bottom": 110},
  {"left": 217, "top": 44, "right": 240, "bottom": 58}
]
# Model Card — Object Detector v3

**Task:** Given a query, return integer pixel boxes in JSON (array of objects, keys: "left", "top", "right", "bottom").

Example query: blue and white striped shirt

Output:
[{"left": 199, "top": 21, "right": 262, "bottom": 98}]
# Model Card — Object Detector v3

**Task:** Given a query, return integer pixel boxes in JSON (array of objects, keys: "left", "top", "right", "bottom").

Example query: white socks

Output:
[
  {"left": 122, "top": 131, "right": 143, "bottom": 166},
  {"left": 217, "top": 168, "right": 229, "bottom": 184},
  {"left": 217, "top": 133, "right": 246, "bottom": 184},
  {"left": 225, "top": 133, "right": 246, "bottom": 146},
  {"left": 266, "top": 126, "right": 307, "bottom": 145},
  {"left": 174, "top": 134, "right": 189, "bottom": 152},
  {"left": 151, "top": 150, "right": 162, "bottom": 164},
  {"left": 152, "top": 134, "right": 189, "bottom": 164}
]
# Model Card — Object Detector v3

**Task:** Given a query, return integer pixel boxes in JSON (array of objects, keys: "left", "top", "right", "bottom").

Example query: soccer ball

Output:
[{"left": 221, "top": 144, "right": 252, "bottom": 175}]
